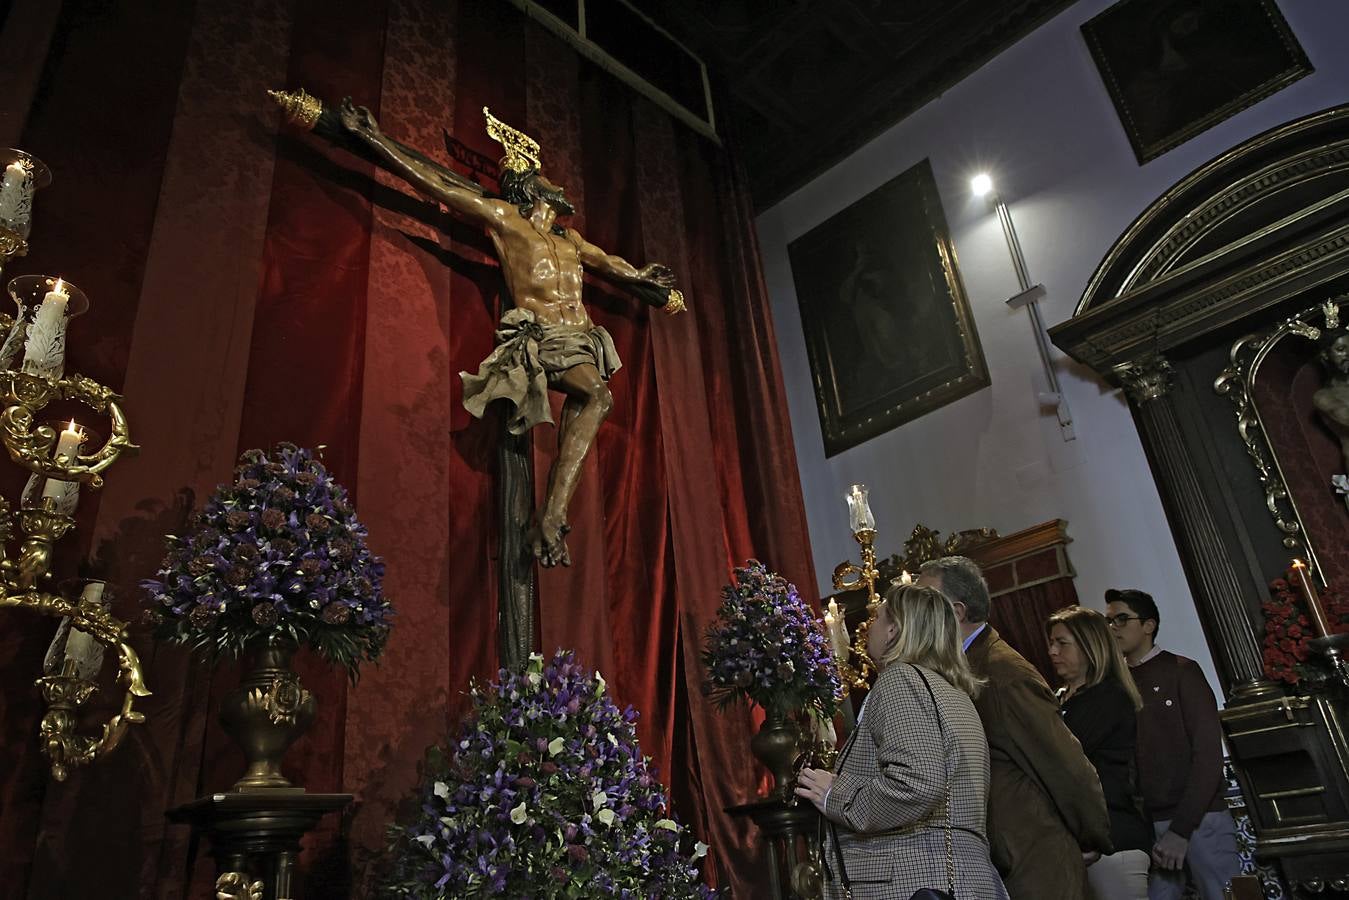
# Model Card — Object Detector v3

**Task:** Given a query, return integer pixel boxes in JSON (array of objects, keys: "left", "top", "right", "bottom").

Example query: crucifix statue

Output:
[{"left": 268, "top": 89, "right": 685, "bottom": 667}]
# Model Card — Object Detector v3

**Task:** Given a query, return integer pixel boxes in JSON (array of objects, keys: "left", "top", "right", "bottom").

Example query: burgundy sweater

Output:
[{"left": 1131, "top": 650, "right": 1227, "bottom": 836}]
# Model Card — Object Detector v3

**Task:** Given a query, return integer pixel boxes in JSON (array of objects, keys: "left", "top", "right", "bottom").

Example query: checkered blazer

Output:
[{"left": 823, "top": 663, "right": 1009, "bottom": 900}]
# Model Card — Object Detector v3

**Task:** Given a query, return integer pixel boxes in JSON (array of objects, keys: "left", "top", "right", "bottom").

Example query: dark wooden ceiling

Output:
[{"left": 628, "top": 0, "right": 1080, "bottom": 209}]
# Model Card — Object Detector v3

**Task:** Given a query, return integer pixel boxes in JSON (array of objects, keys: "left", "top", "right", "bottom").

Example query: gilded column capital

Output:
[{"left": 1113, "top": 354, "right": 1174, "bottom": 404}]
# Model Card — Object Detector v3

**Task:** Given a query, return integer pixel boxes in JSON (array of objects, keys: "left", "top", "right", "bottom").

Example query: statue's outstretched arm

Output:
[
  {"left": 568, "top": 229, "right": 675, "bottom": 288},
  {"left": 567, "top": 229, "right": 685, "bottom": 314},
  {"left": 339, "top": 99, "right": 499, "bottom": 228}
]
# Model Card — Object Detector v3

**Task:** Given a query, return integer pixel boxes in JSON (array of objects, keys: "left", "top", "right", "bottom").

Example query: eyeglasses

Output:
[{"left": 1106, "top": 613, "right": 1142, "bottom": 628}]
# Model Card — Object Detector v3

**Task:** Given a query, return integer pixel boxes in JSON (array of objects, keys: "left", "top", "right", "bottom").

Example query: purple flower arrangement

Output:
[
  {"left": 140, "top": 443, "right": 392, "bottom": 675},
  {"left": 382, "top": 650, "right": 717, "bottom": 899},
  {"left": 701, "top": 560, "right": 840, "bottom": 721}
]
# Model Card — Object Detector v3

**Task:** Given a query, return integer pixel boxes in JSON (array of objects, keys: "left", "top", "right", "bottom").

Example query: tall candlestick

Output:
[
  {"left": 846, "top": 483, "right": 875, "bottom": 533},
  {"left": 1291, "top": 559, "right": 1333, "bottom": 638},
  {"left": 22, "top": 278, "right": 71, "bottom": 379},
  {"left": 41, "top": 419, "right": 82, "bottom": 515}
]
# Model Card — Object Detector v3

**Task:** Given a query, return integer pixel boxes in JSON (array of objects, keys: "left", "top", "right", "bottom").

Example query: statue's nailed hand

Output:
[
  {"left": 339, "top": 97, "right": 379, "bottom": 138},
  {"left": 637, "top": 263, "right": 677, "bottom": 289}
]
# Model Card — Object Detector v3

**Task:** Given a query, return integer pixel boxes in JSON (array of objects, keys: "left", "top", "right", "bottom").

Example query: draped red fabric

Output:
[{"left": 0, "top": 2, "right": 816, "bottom": 898}]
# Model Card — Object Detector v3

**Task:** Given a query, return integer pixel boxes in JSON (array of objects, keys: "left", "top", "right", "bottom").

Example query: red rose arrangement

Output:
[{"left": 1262, "top": 572, "right": 1349, "bottom": 685}]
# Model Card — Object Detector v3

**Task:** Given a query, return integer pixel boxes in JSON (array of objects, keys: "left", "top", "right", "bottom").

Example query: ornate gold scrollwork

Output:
[
  {"left": 0, "top": 370, "right": 136, "bottom": 488},
  {"left": 215, "top": 871, "right": 265, "bottom": 900},
  {"left": 0, "top": 363, "right": 144, "bottom": 779},
  {"left": 831, "top": 528, "right": 881, "bottom": 691},
  {"left": 259, "top": 672, "right": 312, "bottom": 727},
  {"left": 1, "top": 589, "right": 151, "bottom": 780},
  {"left": 1213, "top": 299, "right": 1347, "bottom": 565}
]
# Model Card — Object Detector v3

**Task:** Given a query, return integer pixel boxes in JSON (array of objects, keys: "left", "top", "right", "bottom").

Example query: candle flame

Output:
[
  {"left": 1292, "top": 558, "right": 1306, "bottom": 570},
  {"left": 900, "top": 570, "right": 913, "bottom": 585},
  {"left": 64, "top": 419, "right": 80, "bottom": 436},
  {"left": 52, "top": 278, "right": 66, "bottom": 295}
]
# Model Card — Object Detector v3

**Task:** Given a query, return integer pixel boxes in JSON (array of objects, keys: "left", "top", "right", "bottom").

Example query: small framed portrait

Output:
[
  {"left": 788, "top": 158, "right": 988, "bottom": 457},
  {"left": 1082, "top": 0, "right": 1313, "bottom": 164}
]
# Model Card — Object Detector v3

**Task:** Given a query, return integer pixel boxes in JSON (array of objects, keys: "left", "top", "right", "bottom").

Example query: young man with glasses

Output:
[{"left": 1104, "top": 589, "right": 1241, "bottom": 900}]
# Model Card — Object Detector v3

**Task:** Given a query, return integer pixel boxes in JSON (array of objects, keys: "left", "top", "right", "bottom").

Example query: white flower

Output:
[
  {"left": 527, "top": 671, "right": 542, "bottom": 687},
  {"left": 510, "top": 802, "right": 527, "bottom": 824},
  {"left": 693, "top": 841, "right": 709, "bottom": 859},
  {"left": 414, "top": 834, "right": 435, "bottom": 847},
  {"left": 592, "top": 790, "right": 608, "bottom": 811},
  {"left": 309, "top": 599, "right": 320, "bottom": 609},
  {"left": 548, "top": 737, "right": 566, "bottom": 757},
  {"left": 432, "top": 781, "right": 450, "bottom": 800},
  {"left": 606, "top": 733, "right": 618, "bottom": 747},
  {"left": 654, "top": 819, "right": 679, "bottom": 832},
  {"left": 597, "top": 808, "right": 615, "bottom": 827}
]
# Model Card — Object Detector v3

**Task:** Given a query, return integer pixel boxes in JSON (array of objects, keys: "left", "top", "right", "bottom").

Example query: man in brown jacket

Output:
[{"left": 920, "top": 556, "right": 1113, "bottom": 900}]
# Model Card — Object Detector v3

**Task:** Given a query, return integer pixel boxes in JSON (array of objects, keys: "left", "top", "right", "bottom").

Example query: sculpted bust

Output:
[{"left": 1313, "top": 332, "right": 1349, "bottom": 478}]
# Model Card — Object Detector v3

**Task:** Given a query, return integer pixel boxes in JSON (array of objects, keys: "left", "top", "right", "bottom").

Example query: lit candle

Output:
[
  {"left": 22, "top": 278, "right": 71, "bottom": 378},
  {"left": 1291, "top": 559, "right": 1333, "bottom": 638},
  {"left": 825, "top": 597, "right": 850, "bottom": 659},
  {"left": 899, "top": 570, "right": 913, "bottom": 585},
  {"left": 41, "top": 419, "right": 82, "bottom": 515},
  {"left": 846, "top": 483, "right": 875, "bottom": 533},
  {"left": 0, "top": 159, "right": 34, "bottom": 237}
]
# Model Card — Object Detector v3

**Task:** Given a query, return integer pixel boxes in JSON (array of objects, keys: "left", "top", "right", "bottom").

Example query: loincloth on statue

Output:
[{"left": 460, "top": 307, "right": 622, "bottom": 435}]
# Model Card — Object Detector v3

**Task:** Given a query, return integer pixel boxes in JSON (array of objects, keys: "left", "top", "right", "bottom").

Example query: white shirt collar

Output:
[{"left": 1129, "top": 644, "right": 1162, "bottom": 668}]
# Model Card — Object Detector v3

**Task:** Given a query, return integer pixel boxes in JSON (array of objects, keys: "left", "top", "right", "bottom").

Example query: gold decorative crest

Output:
[{"left": 483, "top": 107, "right": 541, "bottom": 175}]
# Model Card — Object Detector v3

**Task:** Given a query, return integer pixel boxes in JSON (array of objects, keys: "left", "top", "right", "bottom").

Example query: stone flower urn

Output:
[{"left": 218, "top": 636, "right": 315, "bottom": 791}]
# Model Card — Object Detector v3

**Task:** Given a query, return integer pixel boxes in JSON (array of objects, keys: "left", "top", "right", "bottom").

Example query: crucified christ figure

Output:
[{"left": 337, "top": 99, "right": 684, "bottom": 568}]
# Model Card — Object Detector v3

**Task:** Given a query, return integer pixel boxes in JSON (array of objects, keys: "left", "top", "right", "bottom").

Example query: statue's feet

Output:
[{"left": 526, "top": 519, "right": 571, "bottom": 568}]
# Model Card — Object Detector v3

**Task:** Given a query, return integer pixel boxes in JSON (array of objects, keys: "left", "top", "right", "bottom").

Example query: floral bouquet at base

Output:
[
  {"left": 381, "top": 651, "right": 717, "bottom": 899},
  {"left": 701, "top": 560, "right": 840, "bottom": 797},
  {"left": 701, "top": 560, "right": 840, "bottom": 722},
  {"left": 1262, "top": 573, "right": 1349, "bottom": 686},
  {"left": 140, "top": 443, "right": 393, "bottom": 675}
]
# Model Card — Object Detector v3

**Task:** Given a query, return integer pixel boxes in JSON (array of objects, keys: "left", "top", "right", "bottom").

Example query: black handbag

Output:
[{"left": 827, "top": 664, "right": 956, "bottom": 900}]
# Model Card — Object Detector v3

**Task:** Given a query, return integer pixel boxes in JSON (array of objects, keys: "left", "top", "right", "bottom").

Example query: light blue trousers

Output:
[{"left": 1147, "top": 811, "right": 1242, "bottom": 900}]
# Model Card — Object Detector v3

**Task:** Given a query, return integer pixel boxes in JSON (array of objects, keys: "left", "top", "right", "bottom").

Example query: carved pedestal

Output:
[
  {"left": 726, "top": 798, "right": 821, "bottom": 900},
  {"left": 168, "top": 791, "right": 351, "bottom": 900},
  {"left": 1222, "top": 693, "right": 1349, "bottom": 897}
]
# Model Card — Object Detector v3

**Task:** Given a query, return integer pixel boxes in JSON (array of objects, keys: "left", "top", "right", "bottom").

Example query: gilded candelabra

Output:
[
  {"left": 825, "top": 484, "right": 883, "bottom": 692},
  {"left": 0, "top": 150, "right": 146, "bottom": 781}
]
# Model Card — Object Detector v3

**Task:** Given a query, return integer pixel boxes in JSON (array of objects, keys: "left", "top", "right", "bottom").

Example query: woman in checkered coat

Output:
[{"left": 797, "top": 584, "right": 1009, "bottom": 899}]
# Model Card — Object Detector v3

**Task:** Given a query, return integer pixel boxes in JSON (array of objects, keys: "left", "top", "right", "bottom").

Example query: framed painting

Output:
[
  {"left": 788, "top": 158, "right": 988, "bottom": 457},
  {"left": 1082, "top": 0, "right": 1312, "bottom": 164}
]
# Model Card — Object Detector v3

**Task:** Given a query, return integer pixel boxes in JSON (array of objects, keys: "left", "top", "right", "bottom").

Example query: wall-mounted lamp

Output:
[{"left": 971, "top": 173, "right": 1074, "bottom": 441}]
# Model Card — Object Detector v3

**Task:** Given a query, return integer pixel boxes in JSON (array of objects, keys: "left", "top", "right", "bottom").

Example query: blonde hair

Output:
[
  {"left": 1046, "top": 605, "right": 1142, "bottom": 711},
  {"left": 874, "top": 583, "right": 984, "bottom": 698}
]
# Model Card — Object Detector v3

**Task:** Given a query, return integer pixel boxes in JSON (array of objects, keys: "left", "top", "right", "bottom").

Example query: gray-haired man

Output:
[{"left": 919, "top": 556, "right": 1112, "bottom": 900}]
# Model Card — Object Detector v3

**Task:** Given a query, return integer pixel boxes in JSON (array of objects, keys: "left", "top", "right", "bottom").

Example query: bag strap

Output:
[
  {"left": 826, "top": 668, "right": 957, "bottom": 899},
  {"left": 910, "top": 663, "right": 957, "bottom": 898}
]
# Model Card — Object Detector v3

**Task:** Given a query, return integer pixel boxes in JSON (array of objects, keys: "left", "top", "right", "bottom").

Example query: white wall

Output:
[{"left": 757, "top": 0, "right": 1349, "bottom": 697}]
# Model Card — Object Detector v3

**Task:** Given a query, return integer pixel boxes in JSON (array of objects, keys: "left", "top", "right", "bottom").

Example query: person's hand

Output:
[
  {"left": 793, "top": 767, "right": 834, "bottom": 814},
  {"left": 339, "top": 97, "right": 379, "bottom": 137},
  {"left": 1151, "top": 830, "right": 1189, "bottom": 870},
  {"left": 637, "top": 263, "right": 676, "bottom": 288},
  {"left": 1081, "top": 850, "right": 1101, "bottom": 867}
]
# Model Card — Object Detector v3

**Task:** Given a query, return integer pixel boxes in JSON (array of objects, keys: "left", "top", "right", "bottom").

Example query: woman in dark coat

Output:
[{"left": 1048, "top": 605, "right": 1153, "bottom": 900}]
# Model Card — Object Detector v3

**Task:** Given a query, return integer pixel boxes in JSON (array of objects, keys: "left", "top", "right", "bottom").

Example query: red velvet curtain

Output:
[
  {"left": 988, "top": 579, "right": 1081, "bottom": 687},
  {"left": 0, "top": 1, "right": 817, "bottom": 897}
]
